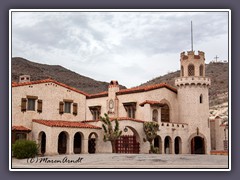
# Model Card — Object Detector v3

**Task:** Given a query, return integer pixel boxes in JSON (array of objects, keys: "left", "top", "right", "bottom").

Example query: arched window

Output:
[
  {"left": 152, "top": 109, "right": 158, "bottom": 122},
  {"left": 181, "top": 66, "right": 184, "bottom": 77},
  {"left": 199, "top": 64, "right": 204, "bottom": 76},
  {"left": 200, "top": 94, "right": 203, "bottom": 104},
  {"left": 188, "top": 64, "right": 195, "bottom": 76},
  {"left": 161, "top": 104, "right": 170, "bottom": 122}
]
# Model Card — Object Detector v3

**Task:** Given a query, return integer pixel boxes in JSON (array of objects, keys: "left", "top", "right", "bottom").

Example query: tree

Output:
[
  {"left": 143, "top": 121, "right": 159, "bottom": 154},
  {"left": 100, "top": 113, "right": 122, "bottom": 153}
]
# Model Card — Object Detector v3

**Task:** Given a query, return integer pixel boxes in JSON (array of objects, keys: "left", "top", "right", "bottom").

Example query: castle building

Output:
[{"left": 11, "top": 50, "right": 211, "bottom": 155}]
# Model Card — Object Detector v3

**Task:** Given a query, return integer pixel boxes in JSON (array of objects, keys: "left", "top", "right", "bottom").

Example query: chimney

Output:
[{"left": 19, "top": 75, "right": 31, "bottom": 83}]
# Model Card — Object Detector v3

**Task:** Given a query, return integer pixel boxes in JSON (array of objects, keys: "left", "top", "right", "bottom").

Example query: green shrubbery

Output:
[{"left": 12, "top": 140, "right": 38, "bottom": 159}]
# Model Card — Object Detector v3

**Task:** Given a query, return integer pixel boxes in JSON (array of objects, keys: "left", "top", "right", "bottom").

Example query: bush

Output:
[{"left": 12, "top": 140, "right": 38, "bottom": 159}]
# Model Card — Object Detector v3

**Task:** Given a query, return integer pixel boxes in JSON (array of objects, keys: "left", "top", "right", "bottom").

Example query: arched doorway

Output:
[
  {"left": 164, "top": 136, "right": 172, "bottom": 154},
  {"left": 58, "top": 131, "right": 68, "bottom": 154},
  {"left": 88, "top": 132, "right": 98, "bottom": 154},
  {"left": 174, "top": 136, "right": 182, "bottom": 154},
  {"left": 191, "top": 136, "right": 205, "bottom": 154},
  {"left": 39, "top": 131, "right": 46, "bottom": 155},
  {"left": 74, "top": 132, "right": 82, "bottom": 154},
  {"left": 154, "top": 135, "right": 162, "bottom": 154}
]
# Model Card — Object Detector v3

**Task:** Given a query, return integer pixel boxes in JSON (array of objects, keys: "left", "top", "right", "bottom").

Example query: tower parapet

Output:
[
  {"left": 177, "top": 50, "right": 208, "bottom": 84},
  {"left": 180, "top": 50, "right": 205, "bottom": 61}
]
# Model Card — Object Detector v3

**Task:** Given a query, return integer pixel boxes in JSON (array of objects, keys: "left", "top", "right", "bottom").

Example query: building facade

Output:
[{"left": 11, "top": 50, "right": 212, "bottom": 155}]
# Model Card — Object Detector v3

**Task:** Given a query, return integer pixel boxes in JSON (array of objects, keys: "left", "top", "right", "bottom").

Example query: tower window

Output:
[
  {"left": 199, "top": 64, "right": 204, "bottom": 76},
  {"left": 161, "top": 104, "right": 170, "bottom": 122},
  {"left": 181, "top": 66, "right": 184, "bottom": 77},
  {"left": 200, "top": 94, "right": 203, "bottom": 104},
  {"left": 188, "top": 64, "right": 195, "bottom": 76}
]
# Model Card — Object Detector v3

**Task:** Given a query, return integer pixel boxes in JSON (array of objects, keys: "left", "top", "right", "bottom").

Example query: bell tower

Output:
[{"left": 175, "top": 50, "right": 211, "bottom": 154}]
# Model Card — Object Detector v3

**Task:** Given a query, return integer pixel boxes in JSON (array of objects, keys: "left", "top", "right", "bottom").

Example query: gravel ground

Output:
[{"left": 11, "top": 154, "right": 229, "bottom": 170}]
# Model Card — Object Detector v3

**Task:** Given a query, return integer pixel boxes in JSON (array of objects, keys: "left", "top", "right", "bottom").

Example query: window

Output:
[
  {"left": 89, "top": 106, "right": 101, "bottom": 120},
  {"left": 16, "top": 133, "right": 27, "bottom": 140},
  {"left": 12, "top": 132, "right": 27, "bottom": 143},
  {"left": 123, "top": 102, "right": 136, "bottom": 118},
  {"left": 181, "top": 66, "right": 184, "bottom": 77},
  {"left": 21, "top": 96, "right": 42, "bottom": 112},
  {"left": 64, "top": 102, "right": 71, "bottom": 113},
  {"left": 199, "top": 64, "right": 203, "bottom": 76},
  {"left": 59, "top": 100, "right": 77, "bottom": 115},
  {"left": 188, "top": 64, "right": 195, "bottom": 76},
  {"left": 200, "top": 94, "right": 203, "bottom": 104},
  {"left": 152, "top": 109, "right": 158, "bottom": 122},
  {"left": 161, "top": 104, "right": 170, "bottom": 122},
  {"left": 27, "top": 98, "right": 35, "bottom": 110}
]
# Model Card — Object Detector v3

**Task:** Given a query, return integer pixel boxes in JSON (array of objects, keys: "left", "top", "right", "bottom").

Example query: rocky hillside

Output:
[
  {"left": 12, "top": 57, "right": 228, "bottom": 108},
  {"left": 139, "top": 62, "right": 229, "bottom": 107},
  {"left": 11, "top": 57, "right": 126, "bottom": 94}
]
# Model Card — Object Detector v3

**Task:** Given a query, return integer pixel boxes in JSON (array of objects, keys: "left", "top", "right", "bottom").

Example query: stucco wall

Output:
[
  {"left": 12, "top": 82, "right": 87, "bottom": 130},
  {"left": 116, "top": 88, "right": 178, "bottom": 122},
  {"left": 177, "top": 85, "right": 211, "bottom": 154}
]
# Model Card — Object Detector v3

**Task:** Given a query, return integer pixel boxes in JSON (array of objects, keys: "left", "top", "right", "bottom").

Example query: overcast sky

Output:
[{"left": 11, "top": 11, "right": 229, "bottom": 88}]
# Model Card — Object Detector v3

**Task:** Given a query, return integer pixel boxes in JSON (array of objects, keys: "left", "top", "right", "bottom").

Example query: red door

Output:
[{"left": 115, "top": 135, "right": 140, "bottom": 154}]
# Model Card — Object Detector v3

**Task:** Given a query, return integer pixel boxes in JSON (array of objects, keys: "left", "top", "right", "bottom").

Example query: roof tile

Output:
[
  {"left": 117, "top": 83, "right": 177, "bottom": 95},
  {"left": 32, "top": 119, "right": 101, "bottom": 129},
  {"left": 12, "top": 79, "right": 89, "bottom": 96},
  {"left": 12, "top": 125, "right": 31, "bottom": 132}
]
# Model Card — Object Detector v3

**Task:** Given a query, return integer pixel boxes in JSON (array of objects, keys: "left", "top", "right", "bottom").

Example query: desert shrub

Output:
[{"left": 12, "top": 140, "right": 38, "bottom": 159}]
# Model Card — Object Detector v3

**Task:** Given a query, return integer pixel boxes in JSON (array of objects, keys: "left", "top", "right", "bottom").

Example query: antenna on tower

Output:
[{"left": 191, "top": 21, "right": 193, "bottom": 51}]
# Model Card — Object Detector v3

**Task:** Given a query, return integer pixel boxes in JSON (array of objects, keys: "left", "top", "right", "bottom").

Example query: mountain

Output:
[
  {"left": 138, "top": 62, "right": 229, "bottom": 107},
  {"left": 12, "top": 57, "right": 228, "bottom": 108},
  {"left": 11, "top": 57, "right": 127, "bottom": 94}
]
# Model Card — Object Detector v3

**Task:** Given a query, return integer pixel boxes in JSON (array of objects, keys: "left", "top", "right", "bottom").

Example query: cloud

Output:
[{"left": 11, "top": 11, "right": 229, "bottom": 88}]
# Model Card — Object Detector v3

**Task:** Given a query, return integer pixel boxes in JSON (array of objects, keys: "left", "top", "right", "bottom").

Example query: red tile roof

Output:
[
  {"left": 32, "top": 119, "right": 101, "bottom": 129},
  {"left": 87, "top": 91, "right": 108, "bottom": 99},
  {"left": 12, "top": 79, "right": 89, "bottom": 96},
  {"left": 139, "top": 100, "right": 165, "bottom": 107},
  {"left": 12, "top": 125, "right": 31, "bottom": 132},
  {"left": 81, "top": 120, "right": 100, "bottom": 123},
  {"left": 12, "top": 78, "right": 177, "bottom": 98},
  {"left": 117, "top": 83, "right": 177, "bottom": 95}
]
